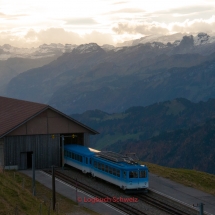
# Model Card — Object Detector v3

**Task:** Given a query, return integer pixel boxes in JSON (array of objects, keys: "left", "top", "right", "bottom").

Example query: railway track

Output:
[
  {"left": 43, "top": 169, "right": 148, "bottom": 215},
  {"left": 43, "top": 168, "right": 199, "bottom": 215},
  {"left": 137, "top": 194, "right": 195, "bottom": 215}
]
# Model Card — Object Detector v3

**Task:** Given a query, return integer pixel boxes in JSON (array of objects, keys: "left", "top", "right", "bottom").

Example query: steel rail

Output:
[
  {"left": 43, "top": 169, "right": 148, "bottom": 215},
  {"left": 137, "top": 194, "right": 192, "bottom": 215}
]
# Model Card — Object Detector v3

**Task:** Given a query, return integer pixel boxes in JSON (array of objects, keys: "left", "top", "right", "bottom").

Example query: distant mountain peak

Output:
[
  {"left": 2, "top": 44, "right": 13, "bottom": 49},
  {"left": 0, "top": 43, "right": 69, "bottom": 60},
  {"left": 194, "top": 32, "right": 212, "bottom": 46},
  {"left": 75, "top": 43, "right": 102, "bottom": 54},
  {"left": 38, "top": 43, "right": 64, "bottom": 49},
  {"left": 101, "top": 44, "right": 115, "bottom": 51}
]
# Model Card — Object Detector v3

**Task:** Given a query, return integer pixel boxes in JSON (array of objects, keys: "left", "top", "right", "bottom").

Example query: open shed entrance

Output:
[
  {"left": 20, "top": 151, "right": 33, "bottom": 169},
  {"left": 27, "top": 151, "right": 33, "bottom": 169}
]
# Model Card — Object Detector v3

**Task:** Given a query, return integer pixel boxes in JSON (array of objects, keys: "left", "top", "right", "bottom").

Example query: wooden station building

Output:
[{"left": 0, "top": 96, "right": 98, "bottom": 170}]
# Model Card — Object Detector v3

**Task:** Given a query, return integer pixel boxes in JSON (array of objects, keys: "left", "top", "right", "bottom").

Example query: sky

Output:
[{"left": 1, "top": 0, "right": 215, "bottom": 47}]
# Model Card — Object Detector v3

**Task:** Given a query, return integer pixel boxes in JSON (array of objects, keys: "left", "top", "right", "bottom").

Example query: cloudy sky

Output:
[{"left": 1, "top": 0, "right": 215, "bottom": 47}]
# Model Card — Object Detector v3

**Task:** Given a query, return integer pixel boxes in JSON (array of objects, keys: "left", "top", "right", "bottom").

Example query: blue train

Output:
[{"left": 64, "top": 144, "right": 149, "bottom": 193}]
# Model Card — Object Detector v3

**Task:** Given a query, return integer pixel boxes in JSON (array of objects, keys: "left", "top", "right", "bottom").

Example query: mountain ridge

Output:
[
  {"left": 3, "top": 33, "right": 215, "bottom": 113},
  {"left": 71, "top": 98, "right": 215, "bottom": 174}
]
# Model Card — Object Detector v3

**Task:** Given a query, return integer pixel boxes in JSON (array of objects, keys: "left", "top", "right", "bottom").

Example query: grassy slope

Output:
[
  {"left": 1, "top": 164, "right": 214, "bottom": 214},
  {"left": 0, "top": 170, "right": 99, "bottom": 215},
  {"left": 144, "top": 162, "right": 215, "bottom": 195}
]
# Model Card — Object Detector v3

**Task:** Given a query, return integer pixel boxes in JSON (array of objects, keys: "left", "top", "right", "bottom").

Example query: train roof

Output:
[
  {"left": 93, "top": 155, "right": 148, "bottom": 170},
  {"left": 94, "top": 151, "right": 148, "bottom": 169},
  {"left": 64, "top": 144, "right": 148, "bottom": 170},
  {"left": 64, "top": 144, "right": 95, "bottom": 156}
]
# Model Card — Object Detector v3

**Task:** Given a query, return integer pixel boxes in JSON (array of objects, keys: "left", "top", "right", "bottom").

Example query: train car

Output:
[
  {"left": 64, "top": 144, "right": 148, "bottom": 193},
  {"left": 64, "top": 144, "right": 95, "bottom": 173}
]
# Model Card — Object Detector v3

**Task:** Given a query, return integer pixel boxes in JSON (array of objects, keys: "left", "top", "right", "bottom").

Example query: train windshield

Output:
[
  {"left": 129, "top": 171, "right": 138, "bottom": 178},
  {"left": 129, "top": 170, "right": 147, "bottom": 178},
  {"left": 139, "top": 170, "right": 147, "bottom": 178}
]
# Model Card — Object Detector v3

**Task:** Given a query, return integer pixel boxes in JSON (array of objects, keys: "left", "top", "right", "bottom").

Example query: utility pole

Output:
[
  {"left": 199, "top": 203, "right": 204, "bottom": 215},
  {"left": 76, "top": 178, "right": 78, "bottom": 203},
  {"left": 52, "top": 165, "right": 56, "bottom": 211},
  {"left": 193, "top": 203, "right": 204, "bottom": 215},
  {"left": 32, "top": 153, "right": 35, "bottom": 196},
  {"left": 61, "top": 135, "right": 64, "bottom": 169}
]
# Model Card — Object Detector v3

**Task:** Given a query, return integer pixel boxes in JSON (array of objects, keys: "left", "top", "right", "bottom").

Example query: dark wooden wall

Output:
[
  {"left": 4, "top": 134, "right": 60, "bottom": 169},
  {"left": 0, "top": 138, "right": 4, "bottom": 168}
]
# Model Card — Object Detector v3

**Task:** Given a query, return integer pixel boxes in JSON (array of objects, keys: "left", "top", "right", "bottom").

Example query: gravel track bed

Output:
[{"left": 58, "top": 167, "right": 169, "bottom": 215}]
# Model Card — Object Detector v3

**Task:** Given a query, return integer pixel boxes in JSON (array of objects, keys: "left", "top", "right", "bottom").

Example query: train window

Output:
[
  {"left": 117, "top": 170, "right": 120, "bottom": 177},
  {"left": 90, "top": 158, "right": 92, "bottom": 164},
  {"left": 123, "top": 171, "right": 127, "bottom": 179},
  {"left": 86, "top": 158, "right": 88, "bottom": 164},
  {"left": 105, "top": 165, "right": 108, "bottom": 172},
  {"left": 72, "top": 153, "right": 74, "bottom": 159},
  {"left": 139, "top": 171, "right": 146, "bottom": 178},
  {"left": 133, "top": 171, "right": 138, "bottom": 178},
  {"left": 98, "top": 163, "right": 101, "bottom": 170},
  {"left": 129, "top": 171, "right": 138, "bottom": 178},
  {"left": 94, "top": 161, "right": 97, "bottom": 168},
  {"left": 64, "top": 150, "right": 67, "bottom": 157},
  {"left": 69, "top": 152, "right": 72, "bottom": 158},
  {"left": 101, "top": 164, "right": 105, "bottom": 171},
  {"left": 113, "top": 168, "right": 116, "bottom": 176},
  {"left": 109, "top": 167, "right": 113, "bottom": 174},
  {"left": 80, "top": 156, "right": 82, "bottom": 162}
]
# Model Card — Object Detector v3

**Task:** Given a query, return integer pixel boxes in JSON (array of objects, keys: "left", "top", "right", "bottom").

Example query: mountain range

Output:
[
  {"left": 1, "top": 32, "right": 215, "bottom": 114},
  {"left": 1, "top": 32, "right": 215, "bottom": 174},
  {"left": 71, "top": 98, "right": 215, "bottom": 174}
]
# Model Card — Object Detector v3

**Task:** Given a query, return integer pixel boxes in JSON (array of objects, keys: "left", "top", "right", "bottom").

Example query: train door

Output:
[
  {"left": 122, "top": 170, "right": 128, "bottom": 189},
  {"left": 128, "top": 170, "right": 139, "bottom": 189},
  {"left": 139, "top": 169, "right": 148, "bottom": 188},
  {"left": 83, "top": 156, "right": 91, "bottom": 173}
]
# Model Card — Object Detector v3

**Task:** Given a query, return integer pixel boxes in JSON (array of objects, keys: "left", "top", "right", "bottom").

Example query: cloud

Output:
[
  {"left": 168, "top": 5, "right": 214, "bottom": 15},
  {"left": 0, "top": 28, "right": 114, "bottom": 48},
  {"left": 105, "top": 8, "right": 145, "bottom": 15},
  {"left": 112, "top": 1, "right": 129, "bottom": 5},
  {"left": 150, "top": 5, "right": 215, "bottom": 23},
  {"left": 113, "top": 14, "right": 215, "bottom": 36},
  {"left": 23, "top": 28, "right": 85, "bottom": 45},
  {"left": 84, "top": 31, "right": 114, "bottom": 45},
  {"left": 171, "top": 16, "right": 215, "bottom": 33},
  {"left": 65, "top": 18, "right": 98, "bottom": 25},
  {"left": 112, "top": 23, "right": 169, "bottom": 35},
  {"left": 0, "top": 11, "right": 28, "bottom": 20}
]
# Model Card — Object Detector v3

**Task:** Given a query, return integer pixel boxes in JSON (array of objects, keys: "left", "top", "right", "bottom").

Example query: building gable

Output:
[{"left": 8, "top": 109, "right": 91, "bottom": 136}]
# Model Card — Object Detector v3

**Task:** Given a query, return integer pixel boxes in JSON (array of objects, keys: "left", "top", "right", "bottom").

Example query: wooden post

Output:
[
  {"left": 61, "top": 135, "right": 64, "bottom": 169},
  {"left": 52, "top": 166, "right": 56, "bottom": 211},
  {"left": 32, "top": 153, "right": 35, "bottom": 196}
]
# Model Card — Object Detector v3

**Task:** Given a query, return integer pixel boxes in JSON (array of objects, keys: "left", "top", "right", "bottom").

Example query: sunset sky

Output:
[{"left": 1, "top": 0, "right": 215, "bottom": 47}]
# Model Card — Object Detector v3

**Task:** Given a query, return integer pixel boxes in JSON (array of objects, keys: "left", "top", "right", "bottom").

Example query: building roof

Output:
[{"left": 0, "top": 96, "right": 98, "bottom": 138}]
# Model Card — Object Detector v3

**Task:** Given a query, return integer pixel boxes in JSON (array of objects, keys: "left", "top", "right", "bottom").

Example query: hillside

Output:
[
  {"left": 0, "top": 170, "right": 99, "bottom": 215},
  {"left": 0, "top": 56, "right": 58, "bottom": 94},
  {"left": 72, "top": 98, "right": 215, "bottom": 174},
  {"left": 145, "top": 162, "right": 215, "bottom": 195},
  {"left": 49, "top": 53, "right": 215, "bottom": 114},
  {"left": 107, "top": 119, "right": 215, "bottom": 174}
]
